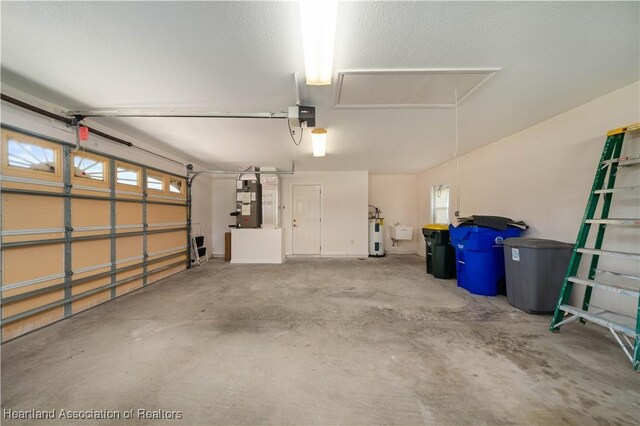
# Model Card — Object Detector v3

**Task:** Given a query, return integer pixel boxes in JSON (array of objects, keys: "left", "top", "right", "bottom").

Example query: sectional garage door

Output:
[{"left": 0, "top": 128, "right": 189, "bottom": 341}]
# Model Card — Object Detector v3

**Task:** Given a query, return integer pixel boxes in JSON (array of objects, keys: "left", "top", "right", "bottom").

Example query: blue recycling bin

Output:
[{"left": 449, "top": 225, "right": 523, "bottom": 296}]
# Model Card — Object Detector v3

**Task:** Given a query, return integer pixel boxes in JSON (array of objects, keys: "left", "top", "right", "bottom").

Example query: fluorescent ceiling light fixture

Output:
[
  {"left": 300, "top": 0, "right": 338, "bottom": 85},
  {"left": 311, "top": 128, "right": 327, "bottom": 157}
]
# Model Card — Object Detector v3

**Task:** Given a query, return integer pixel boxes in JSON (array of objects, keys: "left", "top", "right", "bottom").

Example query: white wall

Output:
[
  {"left": 210, "top": 178, "right": 237, "bottom": 256},
  {"left": 190, "top": 174, "right": 213, "bottom": 254},
  {"left": 368, "top": 175, "right": 420, "bottom": 254},
  {"left": 417, "top": 81, "right": 640, "bottom": 315},
  {"left": 281, "top": 171, "right": 369, "bottom": 256}
]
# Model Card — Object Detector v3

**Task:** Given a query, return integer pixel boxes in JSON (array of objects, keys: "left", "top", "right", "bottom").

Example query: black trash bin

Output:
[
  {"left": 422, "top": 224, "right": 456, "bottom": 279},
  {"left": 503, "top": 238, "right": 573, "bottom": 314}
]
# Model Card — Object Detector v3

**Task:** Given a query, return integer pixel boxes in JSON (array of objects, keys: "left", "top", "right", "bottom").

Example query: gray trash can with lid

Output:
[{"left": 503, "top": 238, "right": 573, "bottom": 314}]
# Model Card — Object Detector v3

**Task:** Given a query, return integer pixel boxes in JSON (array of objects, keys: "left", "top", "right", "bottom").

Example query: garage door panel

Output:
[
  {"left": 150, "top": 255, "right": 187, "bottom": 269},
  {"left": 72, "top": 289, "right": 111, "bottom": 314},
  {"left": 149, "top": 265, "right": 185, "bottom": 284},
  {"left": 73, "top": 265, "right": 111, "bottom": 280},
  {"left": 1, "top": 130, "right": 189, "bottom": 341},
  {"left": 2, "top": 290, "right": 64, "bottom": 318},
  {"left": 3, "top": 194, "right": 63, "bottom": 230},
  {"left": 3, "top": 244, "right": 64, "bottom": 286},
  {"left": 72, "top": 230, "right": 111, "bottom": 240},
  {"left": 72, "top": 240, "right": 110, "bottom": 271},
  {"left": 2, "top": 307, "right": 65, "bottom": 341},
  {"left": 116, "top": 280, "right": 143, "bottom": 296},
  {"left": 72, "top": 199, "right": 110, "bottom": 228},
  {"left": 148, "top": 231, "right": 187, "bottom": 253},
  {"left": 2, "top": 276, "right": 65, "bottom": 299},
  {"left": 71, "top": 187, "right": 111, "bottom": 198},
  {"left": 72, "top": 276, "right": 112, "bottom": 296},
  {"left": 148, "top": 255, "right": 187, "bottom": 284},
  {"left": 116, "top": 267, "right": 144, "bottom": 296},
  {"left": 1, "top": 180, "right": 63, "bottom": 193},
  {"left": 116, "top": 236, "right": 143, "bottom": 262},
  {"left": 2, "top": 232, "right": 65, "bottom": 244},
  {"left": 116, "top": 202, "right": 142, "bottom": 229},
  {"left": 148, "top": 204, "right": 187, "bottom": 225}
]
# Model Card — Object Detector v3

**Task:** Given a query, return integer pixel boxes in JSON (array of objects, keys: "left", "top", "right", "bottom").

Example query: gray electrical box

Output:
[{"left": 235, "top": 174, "right": 262, "bottom": 228}]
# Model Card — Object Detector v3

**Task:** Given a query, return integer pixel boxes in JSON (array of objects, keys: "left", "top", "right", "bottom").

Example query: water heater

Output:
[{"left": 368, "top": 205, "right": 385, "bottom": 257}]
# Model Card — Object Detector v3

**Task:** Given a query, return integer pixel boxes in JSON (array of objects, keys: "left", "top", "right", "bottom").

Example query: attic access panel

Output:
[{"left": 334, "top": 68, "right": 499, "bottom": 108}]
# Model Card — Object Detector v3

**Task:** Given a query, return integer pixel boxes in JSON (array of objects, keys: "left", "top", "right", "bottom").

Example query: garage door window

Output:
[
  {"left": 147, "top": 174, "right": 164, "bottom": 191},
  {"left": 117, "top": 166, "right": 139, "bottom": 187},
  {"left": 7, "top": 138, "right": 56, "bottom": 173},
  {"left": 73, "top": 155, "right": 105, "bottom": 181},
  {"left": 169, "top": 177, "right": 183, "bottom": 194}
]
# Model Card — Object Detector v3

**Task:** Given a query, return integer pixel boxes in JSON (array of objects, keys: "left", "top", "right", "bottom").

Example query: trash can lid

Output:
[
  {"left": 423, "top": 224, "right": 449, "bottom": 230},
  {"left": 504, "top": 238, "right": 573, "bottom": 249}
]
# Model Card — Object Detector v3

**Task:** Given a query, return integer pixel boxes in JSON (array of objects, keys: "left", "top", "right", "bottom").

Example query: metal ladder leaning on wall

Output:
[{"left": 550, "top": 122, "right": 640, "bottom": 370}]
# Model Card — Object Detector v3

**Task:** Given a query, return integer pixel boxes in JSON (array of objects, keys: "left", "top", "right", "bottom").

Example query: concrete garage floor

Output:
[{"left": 2, "top": 256, "right": 639, "bottom": 425}]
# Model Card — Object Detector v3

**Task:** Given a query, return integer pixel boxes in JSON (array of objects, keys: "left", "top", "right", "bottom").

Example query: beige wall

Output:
[
  {"left": 417, "top": 81, "right": 640, "bottom": 315},
  {"left": 368, "top": 175, "right": 420, "bottom": 254}
]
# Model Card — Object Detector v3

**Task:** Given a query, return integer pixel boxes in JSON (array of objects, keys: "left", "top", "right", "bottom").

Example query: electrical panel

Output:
[{"left": 260, "top": 170, "right": 279, "bottom": 228}]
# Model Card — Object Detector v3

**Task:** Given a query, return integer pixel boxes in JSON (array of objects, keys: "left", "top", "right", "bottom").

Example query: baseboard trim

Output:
[
  {"left": 385, "top": 251, "right": 419, "bottom": 255},
  {"left": 286, "top": 253, "right": 369, "bottom": 259}
]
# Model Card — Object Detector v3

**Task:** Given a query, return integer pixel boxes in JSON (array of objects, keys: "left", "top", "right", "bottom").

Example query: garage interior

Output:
[{"left": 1, "top": 1, "right": 639, "bottom": 425}]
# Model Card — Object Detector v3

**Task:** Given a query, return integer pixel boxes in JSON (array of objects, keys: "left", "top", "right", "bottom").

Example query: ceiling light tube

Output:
[
  {"left": 312, "top": 128, "right": 327, "bottom": 157},
  {"left": 299, "top": 0, "right": 338, "bottom": 85}
]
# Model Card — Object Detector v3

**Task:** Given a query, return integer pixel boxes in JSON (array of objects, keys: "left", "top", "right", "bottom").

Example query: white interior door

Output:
[{"left": 292, "top": 184, "right": 321, "bottom": 254}]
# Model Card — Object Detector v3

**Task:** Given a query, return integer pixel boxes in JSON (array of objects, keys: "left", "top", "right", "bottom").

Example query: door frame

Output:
[{"left": 290, "top": 183, "right": 323, "bottom": 255}]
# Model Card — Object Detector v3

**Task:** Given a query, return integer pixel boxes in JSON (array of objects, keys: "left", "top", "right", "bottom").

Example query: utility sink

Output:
[{"left": 389, "top": 225, "right": 414, "bottom": 240}]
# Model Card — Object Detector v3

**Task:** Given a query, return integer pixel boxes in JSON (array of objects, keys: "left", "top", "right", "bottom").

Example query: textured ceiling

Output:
[{"left": 1, "top": 1, "right": 639, "bottom": 173}]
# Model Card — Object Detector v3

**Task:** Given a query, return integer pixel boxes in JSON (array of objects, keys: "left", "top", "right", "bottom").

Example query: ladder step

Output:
[
  {"left": 621, "top": 158, "right": 640, "bottom": 166},
  {"left": 585, "top": 218, "right": 640, "bottom": 225},
  {"left": 577, "top": 248, "right": 640, "bottom": 260},
  {"left": 558, "top": 305, "right": 636, "bottom": 337},
  {"left": 567, "top": 277, "right": 639, "bottom": 297},
  {"left": 601, "top": 156, "right": 640, "bottom": 167},
  {"left": 593, "top": 186, "right": 639, "bottom": 194},
  {"left": 595, "top": 269, "right": 640, "bottom": 281}
]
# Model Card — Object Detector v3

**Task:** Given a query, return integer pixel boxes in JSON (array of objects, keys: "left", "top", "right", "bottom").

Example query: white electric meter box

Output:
[{"left": 260, "top": 167, "right": 280, "bottom": 228}]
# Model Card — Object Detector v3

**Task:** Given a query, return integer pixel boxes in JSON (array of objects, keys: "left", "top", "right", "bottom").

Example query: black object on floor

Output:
[{"left": 422, "top": 226, "right": 456, "bottom": 279}]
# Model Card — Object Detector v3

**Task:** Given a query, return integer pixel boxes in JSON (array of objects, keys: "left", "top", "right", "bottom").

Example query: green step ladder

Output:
[{"left": 550, "top": 122, "right": 640, "bottom": 370}]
